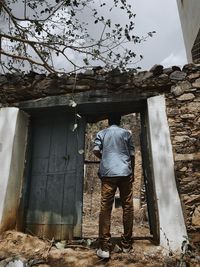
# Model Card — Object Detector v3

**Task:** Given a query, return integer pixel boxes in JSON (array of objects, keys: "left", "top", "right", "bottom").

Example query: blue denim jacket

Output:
[{"left": 93, "top": 125, "right": 134, "bottom": 178}]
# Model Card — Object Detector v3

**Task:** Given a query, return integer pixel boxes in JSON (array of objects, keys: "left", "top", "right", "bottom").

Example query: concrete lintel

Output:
[
  {"left": 16, "top": 89, "right": 149, "bottom": 111},
  {"left": 147, "top": 95, "right": 188, "bottom": 253}
]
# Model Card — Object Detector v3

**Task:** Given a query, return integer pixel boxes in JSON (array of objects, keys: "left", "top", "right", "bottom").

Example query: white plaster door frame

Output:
[
  {"left": 0, "top": 108, "right": 29, "bottom": 232},
  {"left": 147, "top": 95, "right": 187, "bottom": 253}
]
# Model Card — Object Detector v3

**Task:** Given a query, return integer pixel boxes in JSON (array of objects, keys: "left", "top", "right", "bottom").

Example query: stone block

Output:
[
  {"left": 179, "top": 167, "right": 187, "bottom": 172},
  {"left": 84, "top": 69, "right": 94, "bottom": 76},
  {"left": 174, "top": 135, "right": 192, "bottom": 143},
  {"left": 149, "top": 64, "right": 163, "bottom": 75},
  {"left": 181, "top": 102, "right": 200, "bottom": 113},
  {"left": 167, "top": 108, "right": 180, "bottom": 116},
  {"left": 192, "top": 78, "right": 200, "bottom": 88},
  {"left": 171, "top": 81, "right": 192, "bottom": 96},
  {"left": 163, "top": 67, "right": 173, "bottom": 75},
  {"left": 192, "top": 206, "right": 200, "bottom": 226},
  {"left": 180, "top": 114, "right": 195, "bottom": 119},
  {"left": 170, "top": 71, "right": 187, "bottom": 81},
  {"left": 184, "top": 195, "right": 200, "bottom": 205},
  {"left": 177, "top": 93, "right": 195, "bottom": 101},
  {"left": 188, "top": 72, "right": 200, "bottom": 80},
  {"left": 175, "top": 153, "right": 200, "bottom": 161},
  {"left": 171, "top": 85, "right": 184, "bottom": 96}
]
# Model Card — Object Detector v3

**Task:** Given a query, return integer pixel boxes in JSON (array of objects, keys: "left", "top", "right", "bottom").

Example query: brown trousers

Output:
[{"left": 99, "top": 176, "right": 134, "bottom": 247}]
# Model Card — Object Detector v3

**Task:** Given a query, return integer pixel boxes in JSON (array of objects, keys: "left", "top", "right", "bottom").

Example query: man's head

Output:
[{"left": 108, "top": 113, "right": 121, "bottom": 126}]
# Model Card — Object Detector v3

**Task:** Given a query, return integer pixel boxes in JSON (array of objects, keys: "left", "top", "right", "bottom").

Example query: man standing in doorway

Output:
[{"left": 93, "top": 113, "right": 135, "bottom": 259}]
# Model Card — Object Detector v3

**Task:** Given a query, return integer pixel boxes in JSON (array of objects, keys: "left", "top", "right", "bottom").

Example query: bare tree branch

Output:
[
  {"left": 0, "top": 49, "right": 56, "bottom": 73},
  {"left": 0, "top": 0, "right": 155, "bottom": 73},
  {"left": 1, "top": 0, "right": 64, "bottom": 22}
]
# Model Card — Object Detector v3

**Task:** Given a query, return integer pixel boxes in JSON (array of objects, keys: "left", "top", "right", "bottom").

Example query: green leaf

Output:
[{"left": 83, "top": 58, "right": 89, "bottom": 65}]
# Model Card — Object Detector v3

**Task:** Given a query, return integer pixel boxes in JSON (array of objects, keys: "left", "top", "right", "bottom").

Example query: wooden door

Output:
[{"left": 25, "top": 112, "right": 85, "bottom": 240}]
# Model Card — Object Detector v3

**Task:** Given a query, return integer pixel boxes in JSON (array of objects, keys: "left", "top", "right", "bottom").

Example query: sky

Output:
[
  {"left": 70, "top": 0, "right": 188, "bottom": 71},
  {"left": 1, "top": 0, "right": 188, "bottom": 72},
  {"left": 132, "top": 0, "right": 187, "bottom": 70}
]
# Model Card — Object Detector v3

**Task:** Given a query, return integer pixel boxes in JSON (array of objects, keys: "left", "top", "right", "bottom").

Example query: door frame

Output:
[
  {"left": 17, "top": 93, "right": 184, "bottom": 246},
  {"left": 19, "top": 103, "right": 160, "bottom": 242}
]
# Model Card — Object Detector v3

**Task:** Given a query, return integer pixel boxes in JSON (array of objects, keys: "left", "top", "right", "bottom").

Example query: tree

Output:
[{"left": 0, "top": 0, "right": 155, "bottom": 74}]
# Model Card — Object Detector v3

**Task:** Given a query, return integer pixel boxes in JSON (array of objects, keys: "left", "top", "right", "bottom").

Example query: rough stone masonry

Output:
[{"left": 0, "top": 63, "right": 199, "bottom": 239}]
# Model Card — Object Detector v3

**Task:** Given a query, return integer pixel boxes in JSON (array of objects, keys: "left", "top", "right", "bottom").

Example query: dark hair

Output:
[{"left": 108, "top": 113, "right": 121, "bottom": 126}]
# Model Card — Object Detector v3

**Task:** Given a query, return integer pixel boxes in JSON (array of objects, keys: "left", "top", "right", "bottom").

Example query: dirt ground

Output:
[
  {"left": 0, "top": 230, "right": 164, "bottom": 267},
  {"left": 0, "top": 194, "right": 199, "bottom": 267},
  {"left": 0, "top": 228, "right": 199, "bottom": 267}
]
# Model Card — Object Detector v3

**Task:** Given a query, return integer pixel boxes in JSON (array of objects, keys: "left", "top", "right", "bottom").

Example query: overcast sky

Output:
[
  {"left": 1, "top": 0, "right": 188, "bottom": 72},
  {"left": 73, "top": 0, "right": 188, "bottom": 71},
  {"left": 132, "top": 0, "right": 187, "bottom": 70}
]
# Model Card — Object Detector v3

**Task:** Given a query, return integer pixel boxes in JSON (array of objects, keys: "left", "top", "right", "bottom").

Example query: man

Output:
[{"left": 93, "top": 113, "right": 135, "bottom": 259}]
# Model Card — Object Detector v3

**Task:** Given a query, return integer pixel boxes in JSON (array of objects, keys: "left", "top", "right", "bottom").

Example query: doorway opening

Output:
[
  {"left": 82, "top": 113, "right": 151, "bottom": 240},
  {"left": 16, "top": 95, "right": 186, "bottom": 249}
]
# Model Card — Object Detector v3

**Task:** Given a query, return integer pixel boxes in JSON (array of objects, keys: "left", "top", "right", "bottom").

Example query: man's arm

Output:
[
  {"left": 93, "top": 131, "right": 103, "bottom": 159},
  {"left": 128, "top": 131, "right": 135, "bottom": 180}
]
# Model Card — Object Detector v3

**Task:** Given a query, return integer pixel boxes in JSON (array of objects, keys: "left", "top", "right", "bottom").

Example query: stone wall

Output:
[
  {"left": 0, "top": 67, "right": 172, "bottom": 104},
  {"left": 165, "top": 64, "right": 200, "bottom": 236},
  {"left": 0, "top": 63, "right": 200, "bottom": 237}
]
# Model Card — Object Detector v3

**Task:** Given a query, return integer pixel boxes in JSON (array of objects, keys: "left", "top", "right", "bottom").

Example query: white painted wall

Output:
[
  {"left": 177, "top": 0, "right": 200, "bottom": 62},
  {"left": 147, "top": 95, "right": 187, "bottom": 253},
  {"left": 0, "top": 108, "right": 29, "bottom": 232}
]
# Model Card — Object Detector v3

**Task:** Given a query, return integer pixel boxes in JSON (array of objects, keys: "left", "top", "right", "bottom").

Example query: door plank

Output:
[
  {"left": 26, "top": 175, "right": 47, "bottom": 224},
  {"left": 43, "top": 174, "right": 65, "bottom": 224},
  {"left": 48, "top": 116, "right": 69, "bottom": 173}
]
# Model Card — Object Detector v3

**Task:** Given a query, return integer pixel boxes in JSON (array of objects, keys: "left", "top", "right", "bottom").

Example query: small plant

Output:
[{"left": 176, "top": 236, "right": 191, "bottom": 267}]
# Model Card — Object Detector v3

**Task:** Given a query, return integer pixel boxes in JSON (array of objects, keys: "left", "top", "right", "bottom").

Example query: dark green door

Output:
[{"left": 25, "top": 112, "right": 85, "bottom": 240}]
